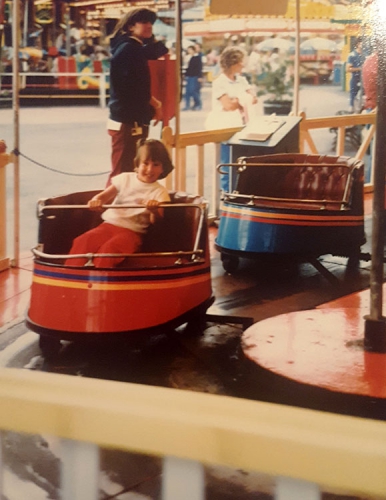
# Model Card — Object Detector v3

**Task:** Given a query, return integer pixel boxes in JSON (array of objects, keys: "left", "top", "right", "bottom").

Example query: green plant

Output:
[{"left": 257, "top": 62, "right": 294, "bottom": 102}]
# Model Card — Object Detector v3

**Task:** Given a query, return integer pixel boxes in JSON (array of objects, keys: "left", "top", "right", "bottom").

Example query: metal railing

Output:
[{"left": 0, "top": 367, "right": 385, "bottom": 500}]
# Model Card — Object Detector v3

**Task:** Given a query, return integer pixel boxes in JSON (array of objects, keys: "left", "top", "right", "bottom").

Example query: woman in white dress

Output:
[{"left": 205, "top": 47, "right": 257, "bottom": 191}]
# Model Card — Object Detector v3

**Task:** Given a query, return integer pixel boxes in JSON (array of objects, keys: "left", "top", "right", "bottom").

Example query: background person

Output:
[
  {"left": 183, "top": 45, "right": 203, "bottom": 110},
  {"left": 361, "top": 46, "right": 378, "bottom": 183},
  {"left": 347, "top": 37, "right": 363, "bottom": 112},
  {"left": 107, "top": 7, "right": 168, "bottom": 186},
  {"left": 268, "top": 48, "right": 280, "bottom": 72},
  {"left": 66, "top": 139, "right": 174, "bottom": 268},
  {"left": 205, "top": 46, "right": 257, "bottom": 192},
  {"left": 362, "top": 49, "right": 377, "bottom": 112}
]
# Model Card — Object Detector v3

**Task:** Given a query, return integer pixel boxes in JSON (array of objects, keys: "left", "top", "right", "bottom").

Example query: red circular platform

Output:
[{"left": 242, "top": 308, "right": 386, "bottom": 399}]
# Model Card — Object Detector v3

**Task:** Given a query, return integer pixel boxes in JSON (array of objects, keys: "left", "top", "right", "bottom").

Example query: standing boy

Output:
[{"left": 107, "top": 8, "right": 168, "bottom": 185}]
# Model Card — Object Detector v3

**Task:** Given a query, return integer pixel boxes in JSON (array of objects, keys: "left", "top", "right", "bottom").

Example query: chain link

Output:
[{"left": 15, "top": 150, "right": 110, "bottom": 177}]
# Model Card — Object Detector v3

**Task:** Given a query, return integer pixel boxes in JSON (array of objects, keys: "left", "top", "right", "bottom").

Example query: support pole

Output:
[
  {"left": 364, "top": 0, "right": 386, "bottom": 352},
  {"left": 12, "top": 0, "right": 20, "bottom": 267},
  {"left": 293, "top": 0, "right": 300, "bottom": 115},
  {"left": 174, "top": 0, "right": 181, "bottom": 191}
]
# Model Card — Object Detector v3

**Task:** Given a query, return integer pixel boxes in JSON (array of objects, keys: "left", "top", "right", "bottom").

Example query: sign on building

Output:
[{"left": 209, "top": 0, "right": 288, "bottom": 16}]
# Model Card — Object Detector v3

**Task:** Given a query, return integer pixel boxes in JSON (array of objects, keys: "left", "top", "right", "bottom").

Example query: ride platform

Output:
[{"left": 241, "top": 284, "right": 386, "bottom": 420}]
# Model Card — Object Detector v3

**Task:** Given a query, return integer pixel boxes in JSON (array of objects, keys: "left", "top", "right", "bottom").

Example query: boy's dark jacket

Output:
[{"left": 109, "top": 35, "right": 168, "bottom": 125}]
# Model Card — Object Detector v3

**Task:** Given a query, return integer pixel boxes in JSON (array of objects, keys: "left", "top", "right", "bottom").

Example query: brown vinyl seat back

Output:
[
  {"left": 233, "top": 153, "right": 364, "bottom": 210},
  {"left": 142, "top": 191, "right": 205, "bottom": 253},
  {"left": 38, "top": 190, "right": 103, "bottom": 256}
]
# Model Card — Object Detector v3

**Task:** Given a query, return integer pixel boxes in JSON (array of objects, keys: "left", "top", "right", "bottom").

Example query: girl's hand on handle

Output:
[
  {"left": 88, "top": 198, "right": 104, "bottom": 211},
  {"left": 145, "top": 199, "right": 161, "bottom": 209},
  {"left": 145, "top": 199, "right": 163, "bottom": 223},
  {"left": 88, "top": 185, "right": 118, "bottom": 211}
]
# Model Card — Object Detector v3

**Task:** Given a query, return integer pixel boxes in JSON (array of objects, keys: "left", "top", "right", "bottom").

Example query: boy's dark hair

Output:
[
  {"left": 112, "top": 8, "right": 157, "bottom": 37},
  {"left": 134, "top": 139, "right": 174, "bottom": 179}
]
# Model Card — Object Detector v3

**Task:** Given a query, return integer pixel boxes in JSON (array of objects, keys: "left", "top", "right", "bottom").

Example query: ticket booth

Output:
[{"left": 227, "top": 116, "right": 301, "bottom": 161}]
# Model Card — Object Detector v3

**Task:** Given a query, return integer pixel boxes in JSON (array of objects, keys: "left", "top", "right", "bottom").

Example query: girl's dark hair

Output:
[{"left": 134, "top": 139, "right": 174, "bottom": 179}]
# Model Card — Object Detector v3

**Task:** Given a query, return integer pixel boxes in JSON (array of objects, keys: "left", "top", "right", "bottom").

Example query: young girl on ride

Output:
[{"left": 65, "top": 138, "right": 174, "bottom": 268}]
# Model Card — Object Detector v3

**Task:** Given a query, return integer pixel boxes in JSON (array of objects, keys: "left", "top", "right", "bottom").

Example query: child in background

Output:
[{"left": 66, "top": 139, "right": 174, "bottom": 268}]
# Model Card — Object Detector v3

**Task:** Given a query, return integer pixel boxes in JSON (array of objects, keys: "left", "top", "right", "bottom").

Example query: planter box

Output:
[
  {"left": 263, "top": 100, "right": 293, "bottom": 116},
  {"left": 0, "top": 98, "right": 12, "bottom": 109}
]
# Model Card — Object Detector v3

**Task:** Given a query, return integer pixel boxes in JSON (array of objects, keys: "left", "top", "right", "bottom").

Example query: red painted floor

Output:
[
  {"left": 241, "top": 193, "right": 386, "bottom": 401},
  {"left": 0, "top": 253, "right": 32, "bottom": 329},
  {"left": 242, "top": 307, "right": 386, "bottom": 399}
]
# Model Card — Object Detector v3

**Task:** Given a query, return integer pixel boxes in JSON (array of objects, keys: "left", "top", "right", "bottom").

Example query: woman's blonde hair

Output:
[{"left": 219, "top": 47, "right": 246, "bottom": 71}]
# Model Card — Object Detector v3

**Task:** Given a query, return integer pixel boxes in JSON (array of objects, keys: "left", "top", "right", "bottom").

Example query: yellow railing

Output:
[
  {"left": 0, "top": 367, "right": 385, "bottom": 499},
  {"left": 299, "top": 110, "right": 376, "bottom": 163},
  {"left": 162, "top": 125, "right": 242, "bottom": 216}
]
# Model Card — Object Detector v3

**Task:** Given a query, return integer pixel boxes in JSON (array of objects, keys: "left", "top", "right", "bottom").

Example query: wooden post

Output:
[
  {"left": 12, "top": 0, "right": 20, "bottom": 268},
  {"left": 0, "top": 150, "right": 12, "bottom": 272}
]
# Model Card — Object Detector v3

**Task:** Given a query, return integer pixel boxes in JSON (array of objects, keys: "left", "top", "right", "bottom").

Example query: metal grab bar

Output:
[
  {"left": 39, "top": 202, "right": 206, "bottom": 212},
  {"left": 33, "top": 247, "right": 204, "bottom": 263},
  {"left": 217, "top": 162, "right": 353, "bottom": 175},
  {"left": 217, "top": 162, "right": 354, "bottom": 210},
  {"left": 223, "top": 192, "right": 350, "bottom": 207}
]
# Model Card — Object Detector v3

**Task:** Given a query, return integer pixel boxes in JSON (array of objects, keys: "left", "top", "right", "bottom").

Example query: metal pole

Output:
[
  {"left": 174, "top": 0, "right": 181, "bottom": 190},
  {"left": 12, "top": 0, "right": 20, "bottom": 267},
  {"left": 65, "top": 5, "right": 71, "bottom": 57},
  {"left": 293, "top": 0, "right": 300, "bottom": 115},
  {"left": 23, "top": 0, "right": 28, "bottom": 47},
  {"left": 364, "top": 0, "right": 386, "bottom": 352}
]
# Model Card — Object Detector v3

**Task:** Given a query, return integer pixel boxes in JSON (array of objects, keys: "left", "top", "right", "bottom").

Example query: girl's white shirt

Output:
[{"left": 102, "top": 172, "right": 170, "bottom": 233}]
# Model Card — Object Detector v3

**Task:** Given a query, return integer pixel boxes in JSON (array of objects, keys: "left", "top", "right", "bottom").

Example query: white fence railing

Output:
[
  {"left": 0, "top": 71, "right": 109, "bottom": 108},
  {"left": 0, "top": 367, "right": 385, "bottom": 500}
]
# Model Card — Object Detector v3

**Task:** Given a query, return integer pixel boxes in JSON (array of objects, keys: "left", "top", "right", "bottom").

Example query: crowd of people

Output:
[{"left": 0, "top": 22, "right": 110, "bottom": 73}]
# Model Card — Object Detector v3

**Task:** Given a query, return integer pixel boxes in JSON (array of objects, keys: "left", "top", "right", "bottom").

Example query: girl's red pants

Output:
[{"left": 65, "top": 222, "right": 142, "bottom": 268}]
